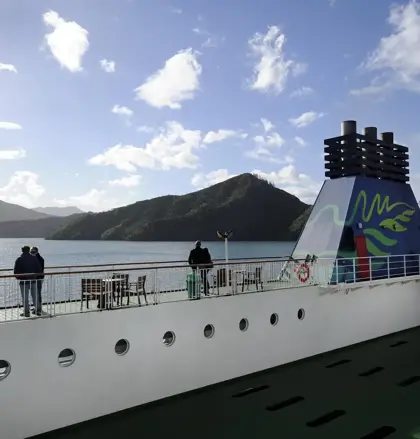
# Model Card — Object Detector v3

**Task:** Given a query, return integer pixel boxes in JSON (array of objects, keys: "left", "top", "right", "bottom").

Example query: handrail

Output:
[
  {"left": 0, "top": 257, "right": 294, "bottom": 279},
  {"left": 2, "top": 253, "right": 417, "bottom": 278},
  {"left": 0, "top": 255, "right": 292, "bottom": 273}
]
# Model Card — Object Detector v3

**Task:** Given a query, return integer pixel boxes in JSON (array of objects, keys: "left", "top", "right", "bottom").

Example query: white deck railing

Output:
[{"left": 0, "top": 255, "right": 419, "bottom": 323}]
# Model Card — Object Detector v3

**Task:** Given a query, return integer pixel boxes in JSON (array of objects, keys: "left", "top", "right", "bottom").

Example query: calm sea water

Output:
[{"left": 0, "top": 239, "right": 295, "bottom": 269}]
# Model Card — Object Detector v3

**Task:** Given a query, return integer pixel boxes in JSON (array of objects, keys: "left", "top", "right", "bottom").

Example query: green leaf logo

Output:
[
  {"left": 402, "top": 209, "right": 415, "bottom": 217},
  {"left": 379, "top": 218, "right": 407, "bottom": 232}
]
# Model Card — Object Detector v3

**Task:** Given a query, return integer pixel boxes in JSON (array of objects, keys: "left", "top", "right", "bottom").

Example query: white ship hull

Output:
[{"left": 2, "top": 278, "right": 420, "bottom": 439}]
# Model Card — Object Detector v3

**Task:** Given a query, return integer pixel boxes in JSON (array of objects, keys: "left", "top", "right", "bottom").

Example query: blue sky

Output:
[{"left": 1, "top": 0, "right": 420, "bottom": 211}]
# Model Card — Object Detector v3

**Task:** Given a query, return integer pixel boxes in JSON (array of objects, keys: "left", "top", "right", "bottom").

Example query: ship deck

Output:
[
  {"left": 35, "top": 325, "right": 420, "bottom": 439},
  {"left": 0, "top": 287, "right": 234, "bottom": 321}
]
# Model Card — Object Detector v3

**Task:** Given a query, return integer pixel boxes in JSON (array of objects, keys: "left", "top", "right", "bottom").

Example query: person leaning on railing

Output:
[
  {"left": 13, "top": 246, "right": 42, "bottom": 317},
  {"left": 30, "top": 247, "right": 44, "bottom": 312},
  {"left": 188, "top": 241, "right": 213, "bottom": 296}
]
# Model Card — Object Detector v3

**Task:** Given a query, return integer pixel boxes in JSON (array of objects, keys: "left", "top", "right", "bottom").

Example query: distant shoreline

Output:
[{"left": 0, "top": 237, "right": 296, "bottom": 242}]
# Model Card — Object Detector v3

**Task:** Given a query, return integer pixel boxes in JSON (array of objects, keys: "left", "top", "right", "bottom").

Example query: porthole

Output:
[
  {"left": 270, "top": 313, "right": 279, "bottom": 326},
  {"left": 239, "top": 318, "right": 249, "bottom": 332},
  {"left": 297, "top": 308, "right": 305, "bottom": 320},
  {"left": 0, "top": 360, "right": 11, "bottom": 380},
  {"left": 58, "top": 348, "right": 76, "bottom": 367},
  {"left": 204, "top": 324, "right": 215, "bottom": 338},
  {"left": 163, "top": 331, "right": 175, "bottom": 346},
  {"left": 115, "top": 339, "right": 130, "bottom": 356}
]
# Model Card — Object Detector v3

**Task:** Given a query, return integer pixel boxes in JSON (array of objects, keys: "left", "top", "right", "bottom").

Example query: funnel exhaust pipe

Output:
[
  {"left": 363, "top": 127, "right": 377, "bottom": 140},
  {"left": 341, "top": 120, "right": 357, "bottom": 136},
  {"left": 381, "top": 132, "right": 394, "bottom": 144}
]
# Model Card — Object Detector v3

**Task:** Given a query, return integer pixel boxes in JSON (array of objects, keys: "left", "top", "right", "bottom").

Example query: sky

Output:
[{"left": 1, "top": 0, "right": 420, "bottom": 212}]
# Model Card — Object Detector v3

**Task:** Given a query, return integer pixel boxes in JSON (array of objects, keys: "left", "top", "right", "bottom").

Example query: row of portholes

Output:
[
  {"left": 0, "top": 308, "right": 306, "bottom": 380},
  {"left": 0, "top": 339, "right": 131, "bottom": 380},
  {"left": 163, "top": 309, "right": 305, "bottom": 345}
]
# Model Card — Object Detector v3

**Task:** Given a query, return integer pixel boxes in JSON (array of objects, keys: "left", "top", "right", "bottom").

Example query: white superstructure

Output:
[{"left": 0, "top": 256, "right": 419, "bottom": 439}]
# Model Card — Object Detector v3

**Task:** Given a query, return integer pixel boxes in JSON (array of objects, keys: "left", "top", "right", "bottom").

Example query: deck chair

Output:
[
  {"left": 81, "top": 278, "right": 105, "bottom": 310},
  {"left": 242, "top": 266, "right": 263, "bottom": 292},
  {"left": 127, "top": 275, "right": 147, "bottom": 305},
  {"left": 112, "top": 273, "right": 130, "bottom": 306}
]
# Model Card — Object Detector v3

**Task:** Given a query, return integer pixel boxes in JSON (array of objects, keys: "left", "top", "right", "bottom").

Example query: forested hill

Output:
[{"left": 47, "top": 173, "right": 309, "bottom": 241}]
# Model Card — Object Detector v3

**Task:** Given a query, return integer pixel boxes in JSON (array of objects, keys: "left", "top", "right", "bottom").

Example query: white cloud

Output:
[
  {"left": 247, "top": 147, "right": 294, "bottom": 164},
  {"left": 192, "top": 27, "right": 225, "bottom": 48},
  {"left": 289, "top": 111, "right": 325, "bottom": 128},
  {"left": 253, "top": 165, "right": 321, "bottom": 203},
  {"left": 43, "top": 10, "right": 89, "bottom": 72},
  {"left": 247, "top": 25, "right": 306, "bottom": 94},
  {"left": 137, "top": 125, "right": 154, "bottom": 133},
  {"left": 203, "top": 130, "right": 247, "bottom": 144},
  {"left": 328, "top": 0, "right": 336, "bottom": 6},
  {"left": 112, "top": 105, "right": 133, "bottom": 117},
  {"left": 254, "top": 132, "right": 284, "bottom": 148},
  {"left": 246, "top": 131, "right": 287, "bottom": 162},
  {"left": 109, "top": 174, "right": 142, "bottom": 187},
  {"left": 191, "top": 169, "right": 236, "bottom": 188},
  {"left": 88, "top": 121, "right": 202, "bottom": 172},
  {"left": 54, "top": 189, "right": 119, "bottom": 212},
  {"left": 290, "top": 86, "right": 314, "bottom": 98},
  {"left": 100, "top": 59, "right": 116, "bottom": 73},
  {"left": 292, "top": 63, "right": 307, "bottom": 76},
  {"left": 0, "top": 149, "right": 26, "bottom": 160},
  {"left": 349, "top": 75, "right": 395, "bottom": 96},
  {"left": 294, "top": 136, "right": 307, "bottom": 146},
  {"left": 0, "top": 63, "right": 17, "bottom": 73},
  {"left": 134, "top": 48, "right": 202, "bottom": 109},
  {"left": 0, "top": 122, "right": 22, "bottom": 130},
  {"left": 261, "top": 118, "right": 275, "bottom": 132},
  {"left": 170, "top": 7, "right": 182, "bottom": 14},
  {"left": 246, "top": 118, "right": 286, "bottom": 162},
  {"left": 352, "top": 2, "right": 420, "bottom": 96},
  {"left": 90, "top": 123, "right": 250, "bottom": 172},
  {"left": 0, "top": 171, "right": 45, "bottom": 208}
]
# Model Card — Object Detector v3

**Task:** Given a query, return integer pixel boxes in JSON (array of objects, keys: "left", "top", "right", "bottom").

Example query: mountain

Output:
[
  {"left": 0, "top": 200, "right": 52, "bottom": 222},
  {"left": 0, "top": 214, "right": 84, "bottom": 238},
  {"left": 47, "top": 173, "right": 309, "bottom": 241},
  {"left": 34, "top": 206, "right": 84, "bottom": 217}
]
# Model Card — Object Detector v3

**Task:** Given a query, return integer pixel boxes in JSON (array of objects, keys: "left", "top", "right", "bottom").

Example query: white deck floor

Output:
[{"left": 0, "top": 283, "right": 267, "bottom": 322}]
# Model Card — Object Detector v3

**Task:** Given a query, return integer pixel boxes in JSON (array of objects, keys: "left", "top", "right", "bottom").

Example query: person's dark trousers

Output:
[
  {"left": 19, "top": 280, "right": 39, "bottom": 316},
  {"left": 35, "top": 279, "right": 43, "bottom": 312},
  {"left": 200, "top": 269, "right": 210, "bottom": 295}
]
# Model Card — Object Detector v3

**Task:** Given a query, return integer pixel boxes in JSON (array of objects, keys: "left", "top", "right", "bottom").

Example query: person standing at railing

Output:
[
  {"left": 13, "top": 246, "right": 42, "bottom": 317},
  {"left": 30, "top": 247, "right": 44, "bottom": 313},
  {"left": 188, "top": 241, "right": 213, "bottom": 296}
]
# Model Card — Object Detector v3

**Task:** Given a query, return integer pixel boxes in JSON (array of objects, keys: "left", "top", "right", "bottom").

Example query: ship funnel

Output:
[
  {"left": 363, "top": 127, "right": 377, "bottom": 140},
  {"left": 381, "top": 132, "right": 394, "bottom": 144},
  {"left": 325, "top": 121, "right": 409, "bottom": 184},
  {"left": 341, "top": 120, "right": 357, "bottom": 135}
]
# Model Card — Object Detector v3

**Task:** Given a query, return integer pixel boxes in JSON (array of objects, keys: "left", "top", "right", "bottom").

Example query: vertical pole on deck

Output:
[
  {"left": 224, "top": 236, "right": 232, "bottom": 293},
  {"left": 217, "top": 230, "right": 233, "bottom": 293}
]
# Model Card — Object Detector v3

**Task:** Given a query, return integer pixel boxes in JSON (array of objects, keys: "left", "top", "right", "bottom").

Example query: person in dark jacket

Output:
[
  {"left": 14, "top": 246, "right": 42, "bottom": 317},
  {"left": 30, "top": 246, "right": 44, "bottom": 314},
  {"left": 188, "top": 241, "right": 213, "bottom": 295}
]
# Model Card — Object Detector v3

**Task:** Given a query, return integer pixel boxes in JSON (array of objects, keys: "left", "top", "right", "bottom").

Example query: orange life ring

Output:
[{"left": 297, "top": 263, "right": 310, "bottom": 283}]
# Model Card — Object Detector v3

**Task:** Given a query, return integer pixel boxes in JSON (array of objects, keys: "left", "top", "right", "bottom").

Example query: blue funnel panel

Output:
[
  {"left": 341, "top": 177, "right": 420, "bottom": 281},
  {"left": 291, "top": 176, "right": 420, "bottom": 284}
]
